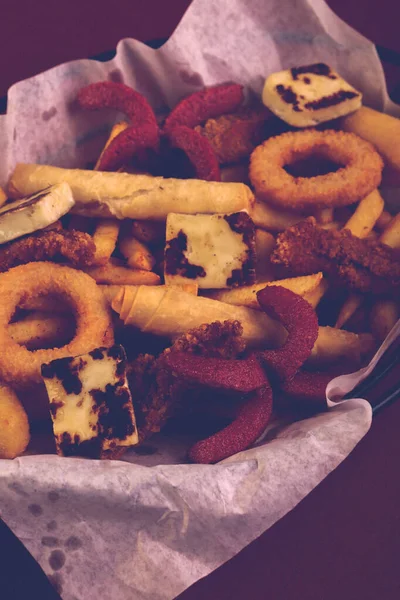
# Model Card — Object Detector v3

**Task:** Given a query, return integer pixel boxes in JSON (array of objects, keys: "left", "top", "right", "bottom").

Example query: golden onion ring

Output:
[
  {"left": 249, "top": 129, "right": 383, "bottom": 211},
  {"left": 0, "top": 262, "right": 113, "bottom": 386}
]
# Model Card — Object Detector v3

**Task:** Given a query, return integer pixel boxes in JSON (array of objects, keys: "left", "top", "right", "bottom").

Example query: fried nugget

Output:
[
  {"left": 271, "top": 218, "right": 400, "bottom": 294},
  {"left": 195, "top": 105, "right": 283, "bottom": 165},
  {"left": 127, "top": 320, "right": 245, "bottom": 442},
  {"left": 0, "top": 229, "right": 96, "bottom": 272}
]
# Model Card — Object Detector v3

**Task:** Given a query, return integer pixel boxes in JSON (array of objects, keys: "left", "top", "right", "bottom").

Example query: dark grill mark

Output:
[
  {"left": 291, "top": 63, "right": 336, "bottom": 79},
  {"left": 224, "top": 213, "right": 256, "bottom": 287},
  {"left": 275, "top": 85, "right": 302, "bottom": 113},
  {"left": 305, "top": 90, "right": 359, "bottom": 110},
  {"left": 165, "top": 230, "right": 206, "bottom": 279},
  {"left": 42, "top": 357, "right": 84, "bottom": 395}
]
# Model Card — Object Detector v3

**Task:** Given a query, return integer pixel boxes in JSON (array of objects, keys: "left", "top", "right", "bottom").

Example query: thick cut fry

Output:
[
  {"left": 379, "top": 213, "right": 400, "bottom": 249},
  {"left": 95, "top": 121, "right": 130, "bottom": 170},
  {"left": 370, "top": 300, "right": 399, "bottom": 342},
  {"left": 92, "top": 218, "right": 120, "bottom": 265},
  {"left": 9, "top": 164, "right": 254, "bottom": 219},
  {"left": 84, "top": 259, "right": 160, "bottom": 285},
  {"left": 320, "top": 221, "right": 340, "bottom": 231},
  {"left": 315, "top": 207, "right": 334, "bottom": 224},
  {"left": 251, "top": 199, "right": 301, "bottom": 232},
  {"left": 0, "top": 383, "right": 30, "bottom": 459},
  {"left": 0, "top": 186, "right": 7, "bottom": 208},
  {"left": 376, "top": 210, "right": 392, "bottom": 231},
  {"left": 205, "top": 273, "right": 322, "bottom": 310},
  {"left": 9, "top": 311, "right": 74, "bottom": 349},
  {"left": 303, "top": 278, "right": 329, "bottom": 308},
  {"left": 340, "top": 106, "right": 400, "bottom": 185},
  {"left": 119, "top": 235, "right": 155, "bottom": 271},
  {"left": 307, "top": 327, "right": 363, "bottom": 367},
  {"left": 255, "top": 229, "right": 275, "bottom": 281},
  {"left": 335, "top": 294, "right": 363, "bottom": 329},
  {"left": 131, "top": 220, "right": 165, "bottom": 245},
  {"left": 343, "top": 189, "right": 384, "bottom": 239}
]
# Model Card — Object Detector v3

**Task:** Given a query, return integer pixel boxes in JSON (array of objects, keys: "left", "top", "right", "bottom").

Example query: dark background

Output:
[{"left": 1, "top": 1, "right": 400, "bottom": 599}]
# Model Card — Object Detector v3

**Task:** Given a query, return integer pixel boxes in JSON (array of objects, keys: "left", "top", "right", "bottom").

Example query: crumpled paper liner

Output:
[{"left": 0, "top": 0, "right": 398, "bottom": 598}]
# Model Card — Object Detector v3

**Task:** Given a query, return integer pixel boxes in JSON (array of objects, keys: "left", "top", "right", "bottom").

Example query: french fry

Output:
[
  {"left": 84, "top": 259, "right": 160, "bottom": 285},
  {"left": 131, "top": 220, "right": 165, "bottom": 245},
  {"left": 315, "top": 207, "right": 334, "bottom": 224},
  {"left": 370, "top": 300, "right": 399, "bottom": 342},
  {"left": 205, "top": 273, "right": 322, "bottom": 310},
  {"left": 251, "top": 199, "right": 301, "bottom": 232},
  {"left": 255, "top": 229, "right": 276, "bottom": 281},
  {"left": 320, "top": 221, "right": 340, "bottom": 231},
  {"left": 335, "top": 294, "right": 363, "bottom": 329},
  {"left": 220, "top": 162, "right": 250, "bottom": 184},
  {"left": 307, "top": 327, "right": 363, "bottom": 368},
  {"left": 92, "top": 218, "right": 120, "bottom": 265},
  {"left": 119, "top": 235, "right": 155, "bottom": 271},
  {"left": 365, "top": 230, "right": 378, "bottom": 242},
  {"left": 90, "top": 124, "right": 126, "bottom": 263},
  {"left": 379, "top": 213, "right": 400, "bottom": 248},
  {"left": 9, "top": 312, "right": 74, "bottom": 350},
  {"left": 340, "top": 106, "right": 400, "bottom": 185},
  {"left": 357, "top": 333, "right": 378, "bottom": 359},
  {"left": 303, "top": 278, "right": 329, "bottom": 309},
  {"left": 94, "top": 121, "right": 129, "bottom": 171},
  {"left": 376, "top": 210, "right": 392, "bottom": 231},
  {"left": 343, "top": 189, "right": 384, "bottom": 239},
  {"left": 0, "top": 186, "right": 7, "bottom": 208},
  {"left": 328, "top": 190, "right": 384, "bottom": 329}
]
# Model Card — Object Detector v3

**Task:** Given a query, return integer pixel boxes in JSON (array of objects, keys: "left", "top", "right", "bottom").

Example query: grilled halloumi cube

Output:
[
  {"left": 0, "top": 182, "right": 75, "bottom": 244},
  {"left": 262, "top": 63, "right": 362, "bottom": 127},
  {"left": 164, "top": 212, "right": 256, "bottom": 289},
  {"left": 41, "top": 345, "right": 138, "bottom": 459}
]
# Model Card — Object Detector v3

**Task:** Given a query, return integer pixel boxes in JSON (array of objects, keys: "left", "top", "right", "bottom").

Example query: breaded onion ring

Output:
[
  {"left": 0, "top": 262, "right": 113, "bottom": 386},
  {"left": 250, "top": 130, "right": 383, "bottom": 211}
]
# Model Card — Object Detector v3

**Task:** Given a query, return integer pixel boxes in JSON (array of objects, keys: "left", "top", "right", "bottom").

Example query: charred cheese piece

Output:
[
  {"left": 164, "top": 212, "right": 256, "bottom": 289},
  {"left": 41, "top": 345, "right": 138, "bottom": 459},
  {"left": 262, "top": 63, "right": 362, "bottom": 127},
  {"left": 0, "top": 183, "right": 75, "bottom": 244}
]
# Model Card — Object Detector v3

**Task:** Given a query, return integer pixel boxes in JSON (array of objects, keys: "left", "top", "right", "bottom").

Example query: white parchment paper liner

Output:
[{"left": 0, "top": 1, "right": 399, "bottom": 598}]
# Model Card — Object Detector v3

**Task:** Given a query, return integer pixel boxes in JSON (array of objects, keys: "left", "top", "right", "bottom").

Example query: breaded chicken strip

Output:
[
  {"left": 0, "top": 229, "right": 96, "bottom": 272},
  {"left": 271, "top": 218, "right": 400, "bottom": 294},
  {"left": 195, "top": 105, "right": 284, "bottom": 164},
  {"left": 127, "top": 320, "right": 245, "bottom": 442}
]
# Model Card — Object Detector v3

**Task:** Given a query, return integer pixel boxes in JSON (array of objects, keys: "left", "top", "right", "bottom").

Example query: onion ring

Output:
[
  {"left": 249, "top": 129, "right": 383, "bottom": 211},
  {"left": 163, "top": 83, "right": 244, "bottom": 133},
  {"left": 166, "top": 125, "right": 221, "bottom": 181},
  {"left": 0, "top": 262, "right": 113, "bottom": 386}
]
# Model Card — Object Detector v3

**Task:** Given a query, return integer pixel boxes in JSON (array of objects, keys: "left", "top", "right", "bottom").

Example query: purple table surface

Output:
[{"left": 1, "top": 1, "right": 400, "bottom": 599}]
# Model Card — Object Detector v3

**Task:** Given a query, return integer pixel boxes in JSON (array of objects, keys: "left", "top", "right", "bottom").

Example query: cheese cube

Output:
[
  {"left": 0, "top": 182, "right": 75, "bottom": 244},
  {"left": 262, "top": 63, "right": 362, "bottom": 127},
  {"left": 41, "top": 345, "right": 138, "bottom": 459},
  {"left": 164, "top": 212, "right": 256, "bottom": 289}
]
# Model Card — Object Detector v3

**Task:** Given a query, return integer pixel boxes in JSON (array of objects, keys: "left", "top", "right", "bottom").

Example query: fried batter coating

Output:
[
  {"left": 271, "top": 218, "right": 400, "bottom": 294},
  {"left": 0, "top": 229, "right": 96, "bottom": 272},
  {"left": 127, "top": 320, "right": 245, "bottom": 442},
  {"left": 195, "top": 106, "right": 277, "bottom": 165}
]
